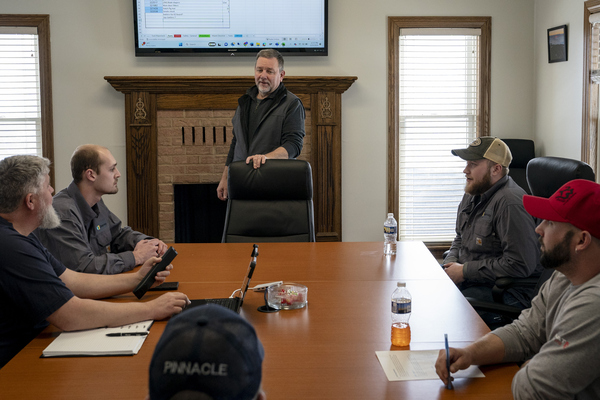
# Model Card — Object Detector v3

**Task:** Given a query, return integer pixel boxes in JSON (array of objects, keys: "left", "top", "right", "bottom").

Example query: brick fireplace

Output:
[
  {"left": 156, "top": 109, "right": 311, "bottom": 242},
  {"left": 105, "top": 76, "right": 356, "bottom": 242}
]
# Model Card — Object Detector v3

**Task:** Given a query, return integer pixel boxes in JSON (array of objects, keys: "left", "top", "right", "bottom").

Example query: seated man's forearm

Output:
[
  {"left": 464, "top": 333, "right": 506, "bottom": 367},
  {"left": 59, "top": 267, "right": 140, "bottom": 299}
]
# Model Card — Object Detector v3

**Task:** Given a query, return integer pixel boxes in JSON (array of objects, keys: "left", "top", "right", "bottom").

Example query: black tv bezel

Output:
[{"left": 133, "top": 0, "right": 328, "bottom": 57}]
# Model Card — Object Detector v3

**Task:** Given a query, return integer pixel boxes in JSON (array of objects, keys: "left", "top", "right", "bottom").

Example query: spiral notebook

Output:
[{"left": 41, "top": 320, "right": 153, "bottom": 358}]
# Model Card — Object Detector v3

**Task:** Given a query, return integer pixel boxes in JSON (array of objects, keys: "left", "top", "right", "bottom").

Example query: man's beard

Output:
[
  {"left": 540, "top": 230, "right": 574, "bottom": 270},
  {"left": 257, "top": 83, "right": 272, "bottom": 97},
  {"left": 465, "top": 171, "right": 493, "bottom": 195},
  {"left": 38, "top": 198, "right": 61, "bottom": 230}
]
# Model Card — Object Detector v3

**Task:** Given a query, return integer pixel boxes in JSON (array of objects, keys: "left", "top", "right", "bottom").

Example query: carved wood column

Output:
[
  {"left": 312, "top": 91, "right": 341, "bottom": 241},
  {"left": 124, "top": 91, "right": 158, "bottom": 236},
  {"left": 105, "top": 76, "right": 356, "bottom": 241}
]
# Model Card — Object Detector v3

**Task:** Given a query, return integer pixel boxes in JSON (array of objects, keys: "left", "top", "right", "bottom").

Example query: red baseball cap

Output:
[{"left": 523, "top": 179, "right": 600, "bottom": 239}]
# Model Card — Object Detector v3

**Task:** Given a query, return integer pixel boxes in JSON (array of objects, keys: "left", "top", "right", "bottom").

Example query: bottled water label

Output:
[
  {"left": 392, "top": 299, "right": 411, "bottom": 314},
  {"left": 384, "top": 225, "right": 397, "bottom": 235}
]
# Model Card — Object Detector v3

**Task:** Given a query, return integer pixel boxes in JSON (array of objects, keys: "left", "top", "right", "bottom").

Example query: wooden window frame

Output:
[
  {"left": 0, "top": 14, "right": 54, "bottom": 185},
  {"left": 583, "top": 1, "right": 600, "bottom": 177},
  {"left": 387, "top": 16, "right": 491, "bottom": 256}
]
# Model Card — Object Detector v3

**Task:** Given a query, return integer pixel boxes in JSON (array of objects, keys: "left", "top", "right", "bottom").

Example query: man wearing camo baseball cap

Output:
[
  {"left": 436, "top": 179, "right": 600, "bottom": 398},
  {"left": 443, "top": 137, "right": 542, "bottom": 328}
]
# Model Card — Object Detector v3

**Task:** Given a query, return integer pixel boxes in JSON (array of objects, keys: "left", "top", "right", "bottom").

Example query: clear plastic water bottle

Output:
[
  {"left": 384, "top": 213, "right": 397, "bottom": 255},
  {"left": 391, "top": 282, "right": 411, "bottom": 347}
]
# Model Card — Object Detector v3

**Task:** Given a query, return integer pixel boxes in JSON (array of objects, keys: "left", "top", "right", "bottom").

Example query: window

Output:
[
  {"left": 0, "top": 15, "right": 54, "bottom": 183},
  {"left": 583, "top": 1, "right": 600, "bottom": 180},
  {"left": 388, "top": 17, "right": 491, "bottom": 251}
]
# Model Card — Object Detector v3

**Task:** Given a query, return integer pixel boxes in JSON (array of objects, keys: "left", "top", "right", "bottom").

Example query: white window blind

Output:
[
  {"left": 398, "top": 28, "right": 480, "bottom": 241},
  {"left": 0, "top": 27, "right": 42, "bottom": 160}
]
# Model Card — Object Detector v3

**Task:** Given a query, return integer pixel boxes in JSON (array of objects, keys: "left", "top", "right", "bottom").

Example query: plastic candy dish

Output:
[{"left": 267, "top": 283, "right": 308, "bottom": 310}]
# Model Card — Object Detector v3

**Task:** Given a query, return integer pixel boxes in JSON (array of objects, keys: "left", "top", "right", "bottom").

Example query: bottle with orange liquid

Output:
[{"left": 391, "top": 282, "right": 411, "bottom": 347}]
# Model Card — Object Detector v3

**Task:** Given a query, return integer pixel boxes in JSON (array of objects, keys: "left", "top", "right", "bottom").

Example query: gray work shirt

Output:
[
  {"left": 445, "top": 175, "right": 543, "bottom": 304},
  {"left": 493, "top": 270, "right": 600, "bottom": 399},
  {"left": 36, "top": 181, "right": 149, "bottom": 274}
]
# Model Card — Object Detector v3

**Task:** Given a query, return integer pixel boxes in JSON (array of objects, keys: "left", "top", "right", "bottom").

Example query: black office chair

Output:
[
  {"left": 527, "top": 156, "right": 595, "bottom": 197},
  {"left": 468, "top": 156, "right": 596, "bottom": 322},
  {"left": 221, "top": 159, "right": 315, "bottom": 243},
  {"left": 503, "top": 138, "right": 535, "bottom": 194}
]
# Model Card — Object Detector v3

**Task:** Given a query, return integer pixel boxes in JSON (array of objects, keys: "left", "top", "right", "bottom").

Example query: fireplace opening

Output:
[{"left": 174, "top": 183, "right": 227, "bottom": 243}]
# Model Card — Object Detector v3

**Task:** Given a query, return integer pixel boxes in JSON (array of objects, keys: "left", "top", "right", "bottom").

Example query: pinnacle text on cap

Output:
[{"left": 163, "top": 361, "right": 228, "bottom": 376}]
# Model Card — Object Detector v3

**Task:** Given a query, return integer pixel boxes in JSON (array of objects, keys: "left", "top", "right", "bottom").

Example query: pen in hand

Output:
[
  {"left": 445, "top": 333, "right": 454, "bottom": 389},
  {"left": 106, "top": 332, "right": 149, "bottom": 337}
]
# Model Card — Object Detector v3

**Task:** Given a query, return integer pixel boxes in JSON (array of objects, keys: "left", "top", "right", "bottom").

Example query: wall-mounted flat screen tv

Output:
[{"left": 134, "top": 0, "right": 328, "bottom": 56}]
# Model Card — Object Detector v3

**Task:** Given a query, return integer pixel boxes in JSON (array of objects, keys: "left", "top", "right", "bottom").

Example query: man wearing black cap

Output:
[
  {"left": 436, "top": 179, "right": 600, "bottom": 399},
  {"left": 443, "top": 137, "right": 542, "bottom": 322},
  {"left": 147, "top": 304, "right": 266, "bottom": 400}
]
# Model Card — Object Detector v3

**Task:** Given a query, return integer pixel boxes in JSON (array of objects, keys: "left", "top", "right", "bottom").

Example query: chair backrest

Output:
[
  {"left": 503, "top": 139, "right": 535, "bottom": 194},
  {"left": 526, "top": 156, "right": 596, "bottom": 295},
  {"left": 222, "top": 159, "right": 315, "bottom": 243},
  {"left": 526, "top": 156, "right": 596, "bottom": 198}
]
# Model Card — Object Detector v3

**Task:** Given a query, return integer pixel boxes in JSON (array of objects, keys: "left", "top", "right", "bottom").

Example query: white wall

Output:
[
  {"left": 533, "top": 0, "right": 586, "bottom": 158},
  {"left": 2, "top": 0, "right": 537, "bottom": 241}
]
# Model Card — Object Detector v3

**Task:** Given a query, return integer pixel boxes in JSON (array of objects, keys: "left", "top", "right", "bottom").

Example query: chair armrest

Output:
[
  {"left": 492, "top": 276, "right": 539, "bottom": 303},
  {"left": 465, "top": 297, "right": 523, "bottom": 320},
  {"left": 494, "top": 276, "right": 539, "bottom": 289}
]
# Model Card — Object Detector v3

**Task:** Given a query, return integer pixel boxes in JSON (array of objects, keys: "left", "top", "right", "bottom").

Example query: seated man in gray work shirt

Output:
[
  {"left": 442, "top": 137, "right": 542, "bottom": 325},
  {"left": 37, "top": 144, "right": 167, "bottom": 274}
]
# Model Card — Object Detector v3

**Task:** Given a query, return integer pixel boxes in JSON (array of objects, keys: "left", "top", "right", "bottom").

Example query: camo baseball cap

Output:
[{"left": 451, "top": 137, "right": 513, "bottom": 167}]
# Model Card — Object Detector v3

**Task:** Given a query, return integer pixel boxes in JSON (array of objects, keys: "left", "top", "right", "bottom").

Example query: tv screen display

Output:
[{"left": 134, "top": 0, "right": 328, "bottom": 56}]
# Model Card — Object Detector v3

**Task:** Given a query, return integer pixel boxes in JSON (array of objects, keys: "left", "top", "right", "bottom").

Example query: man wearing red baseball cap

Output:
[{"left": 436, "top": 179, "right": 600, "bottom": 399}]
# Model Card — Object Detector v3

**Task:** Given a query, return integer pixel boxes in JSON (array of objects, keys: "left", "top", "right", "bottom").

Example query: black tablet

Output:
[
  {"left": 133, "top": 247, "right": 178, "bottom": 299},
  {"left": 148, "top": 281, "right": 179, "bottom": 291}
]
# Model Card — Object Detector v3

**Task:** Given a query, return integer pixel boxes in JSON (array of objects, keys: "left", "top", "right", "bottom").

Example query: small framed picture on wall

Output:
[{"left": 547, "top": 24, "right": 568, "bottom": 63}]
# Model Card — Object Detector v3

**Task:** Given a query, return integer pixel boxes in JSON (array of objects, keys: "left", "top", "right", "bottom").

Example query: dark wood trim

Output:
[
  {"left": 387, "top": 18, "right": 401, "bottom": 222},
  {"left": 387, "top": 16, "right": 492, "bottom": 237},
  {"left": 104, "top": 76, "right": 357, "bottom": 94},
  {"left": 106, "top": 76, "right": 357, "bottom": 241},
  {"left": 0, "top": 14, "right": 54, "bottom": 186},
  {"left": 582, "top": 1, "right": 600, "bottom": 176}
]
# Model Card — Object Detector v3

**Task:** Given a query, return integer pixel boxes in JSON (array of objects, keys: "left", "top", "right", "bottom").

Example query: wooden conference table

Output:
[{"left": 0, "top": 242, "right": 518, "bottom": 399}]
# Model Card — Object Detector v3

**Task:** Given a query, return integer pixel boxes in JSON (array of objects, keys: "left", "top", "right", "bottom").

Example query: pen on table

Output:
[
  {"left": 106, "top": 332, "right": 149, "bottom": 337},
  {"left": 445, "top": 333, "right": 454, "bottom": 389}
]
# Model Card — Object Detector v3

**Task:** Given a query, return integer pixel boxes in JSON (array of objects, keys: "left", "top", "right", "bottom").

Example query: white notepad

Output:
[
  {"left": 42, "top": 320, "right": 153, "bottom": 358},
  {"left": 376, "top": 350, "right": 485, "bottom": 381}
]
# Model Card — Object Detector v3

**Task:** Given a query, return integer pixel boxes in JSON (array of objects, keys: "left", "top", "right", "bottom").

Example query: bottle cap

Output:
[
  {"left": 388, "top": 213, "right": 394, "bottom": 218},
  {"left": 397, "top": 282, "right": 405, "bottom": 287}
]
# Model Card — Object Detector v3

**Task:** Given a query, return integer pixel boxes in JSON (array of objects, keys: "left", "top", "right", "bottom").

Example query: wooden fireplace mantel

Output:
[{"left": 105, "top": 75, "right": 357, "bottom": 242}]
